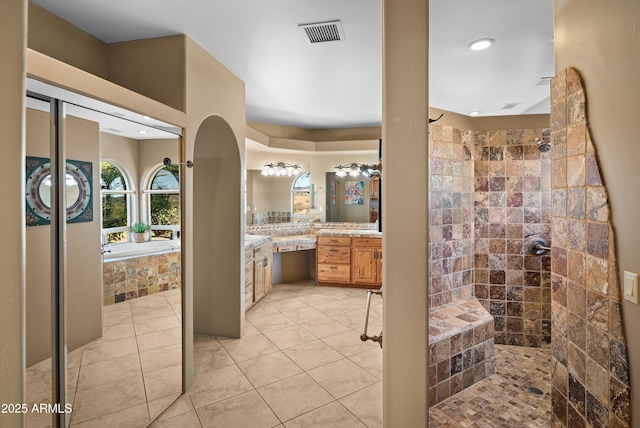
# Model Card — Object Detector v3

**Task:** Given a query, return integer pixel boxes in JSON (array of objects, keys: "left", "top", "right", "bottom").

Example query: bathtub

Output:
[
  {"left": 104, "top": 239, "right": 181, "bottom": 261},
  {"left": 103, "top": 240, "right": 182, "bottom": 305}
]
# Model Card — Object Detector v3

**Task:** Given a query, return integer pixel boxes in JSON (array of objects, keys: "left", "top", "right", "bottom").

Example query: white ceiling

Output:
[{"left": 31, "top": 0, "right": 554, "bottom": 129}]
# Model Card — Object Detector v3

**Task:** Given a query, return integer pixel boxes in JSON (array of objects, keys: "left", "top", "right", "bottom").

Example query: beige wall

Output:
[
  {"left": 25, "top": 109, "right": 103, "bottom": 366},
  {"left": 28, "top": 3, "right": 108, "bottom": 78},
  {"left": 554, "top": 0, "right": 640, "bottom": 419},
  {"left": 382, "top": 0, "right": 429, "bottom": 427},
  {"left": 0, "top": 2, "right": 26, "bottom": 423}
]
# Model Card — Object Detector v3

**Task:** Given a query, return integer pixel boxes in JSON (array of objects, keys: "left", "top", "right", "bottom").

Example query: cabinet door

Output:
[
  {"left": 375, "top": 248, "right": 383, "bottom": 286},
  {"left": 264, "top": 252, "right": 273, "bottom": 293},
  {"left": 352, "top": 246, "right": 377, "bottom": 284},
  {"left": 254, "top": 256, "right": 266, "bottom": 302}
]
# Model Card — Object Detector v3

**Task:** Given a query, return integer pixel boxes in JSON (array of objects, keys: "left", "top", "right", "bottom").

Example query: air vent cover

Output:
[
  {"left": 502, "top": 102, "right": 521, "bottom": 110},
  {"left": 299, "top": 20, "right": 344, "bottom": 44}
]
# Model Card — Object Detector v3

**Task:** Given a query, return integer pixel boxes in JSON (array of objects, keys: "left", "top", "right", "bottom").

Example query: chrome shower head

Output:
[{"left": 536, "top": 139, "right": 551, "bottom": 152}]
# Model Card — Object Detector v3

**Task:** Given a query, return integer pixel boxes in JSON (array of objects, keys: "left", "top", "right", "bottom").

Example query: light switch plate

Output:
[{"left": 624, "top": 271, "right": 639, "bottom": 304}]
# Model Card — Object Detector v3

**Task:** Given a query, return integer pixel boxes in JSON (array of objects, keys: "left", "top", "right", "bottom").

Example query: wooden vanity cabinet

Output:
[
  {"left": 352, "top": 238, "right": 382, "bottom": 286},
  {"left": 245, "top": 248, "right": 254, "bottom": 310},
  {"left": 316, "top": 236, "right": 352, "bottom": 284},
  {"left": 253, "top": 243, "right": 273, "bottom": 304}
]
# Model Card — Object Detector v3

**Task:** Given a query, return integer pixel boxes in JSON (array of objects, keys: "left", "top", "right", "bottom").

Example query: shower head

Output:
[{"left": 536, "top": 139, "right": 551, "bottom": 152}]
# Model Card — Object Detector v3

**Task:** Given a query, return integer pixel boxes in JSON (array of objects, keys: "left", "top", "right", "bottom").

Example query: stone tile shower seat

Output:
[{"left": 428, "top": 297, "right": 495, "bottom": 406}]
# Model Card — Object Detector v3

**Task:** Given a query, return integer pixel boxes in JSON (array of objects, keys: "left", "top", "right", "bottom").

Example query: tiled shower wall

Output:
[
  {"left": 473, "top": 128, "right": 552, "bottom": 347},
  {"left": 428, "top": 125, "right": 475, "bottom": 307},
  {"left": 549, "top": 68, "right": 630, "bottom": 427}
]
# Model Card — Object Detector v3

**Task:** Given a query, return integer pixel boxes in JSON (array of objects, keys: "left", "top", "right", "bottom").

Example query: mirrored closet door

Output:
[{"left": 25, "top": 79, "right": 184, "bottom": 427}]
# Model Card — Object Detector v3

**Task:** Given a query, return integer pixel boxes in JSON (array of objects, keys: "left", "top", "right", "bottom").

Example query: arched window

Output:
[
  {"left": 101, "top": 161, "right": 134, "bottom": 243},
  {"left": 291, "top": 172, "right": 311, "bottom": 222},
  {"left": 144, "top": 164, "right": 180, "bottom": 239}
]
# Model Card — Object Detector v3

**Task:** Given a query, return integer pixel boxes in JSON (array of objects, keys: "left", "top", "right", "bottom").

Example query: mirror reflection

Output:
[{"left": 24, "top": 82, "right": 183, "bottom": 427}]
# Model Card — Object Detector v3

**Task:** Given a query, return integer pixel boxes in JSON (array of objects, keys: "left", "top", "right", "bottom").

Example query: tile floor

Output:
[
  {"left": 152, "top": 280, "right": 384, "bottom": 428},
  {"left": 429, "top": 345, "right": 552, "bottom": 427},
  {"left": 25, "top": 281, "right": 553, "bottom": 427},
  {"left": 25, "top": 288, "right": 182, "bottom": 427}
]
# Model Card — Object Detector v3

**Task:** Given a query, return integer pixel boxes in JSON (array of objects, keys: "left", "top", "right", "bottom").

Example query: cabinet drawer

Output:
[
  {"left": 297, "top": 242, "right": 316, "bottom": 250},
  {"left": 353, "top": 237, "right": 381, "bottom": 247},
  {"left": 276, "top": 244, "right": 297, "bottom": 252},
  {"left": 254, "top": 244, "right": 271, "bottom": 259},
  {"left": 317, "top": 264, "right": 351, "bottom": 282},
  {"left": 317, "top": 236, "right": 351, "bottom": 246},
  {"left": 317, "top": 246, "right": 351, "bottom": 264}
]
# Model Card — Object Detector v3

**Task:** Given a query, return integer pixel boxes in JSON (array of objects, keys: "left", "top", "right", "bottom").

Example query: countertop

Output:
[{"left": 244, "top": 235, "right": 271, "bottom": 250}]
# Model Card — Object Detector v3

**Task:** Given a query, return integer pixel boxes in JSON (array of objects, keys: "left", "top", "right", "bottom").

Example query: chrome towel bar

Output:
[{"left": 361, "top": 287, "right": 383, "bottom": 348}]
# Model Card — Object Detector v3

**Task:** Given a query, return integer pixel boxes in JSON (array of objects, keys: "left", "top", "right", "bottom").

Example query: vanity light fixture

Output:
[
  {"left": 261, "top": 162, "right": 301, "bottom": 177},
  {"left": 468, "top": 38, "right": 494, "bottom": 51},
  {"left": 334, "top": 163, "right": 381, "bottom": 178}
]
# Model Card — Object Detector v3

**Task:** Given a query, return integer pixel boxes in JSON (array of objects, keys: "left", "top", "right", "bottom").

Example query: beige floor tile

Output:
[
  {"left": 263, "top": 325, "right": 317, "bottom": 350},
  {"left": 348, "top": 347, "right": 383, "bottom": 380},
  {"left": 76, "top": 353, "right": 142, "bottom": 390},
  {"left": 70, "top": 403, "right": 149, "bottom": 427},
  {"left": 250, "top": 313, "right": 298, "bottom": 333},
  {"left": 140, "top": 343, "right": 182, "bottom": 373},
  {"left": 67, "top": 347, "right": 85, "bottom": 369},
  {"left": 149, "top": 410, "right": 202, "bottom": 428},
  {"left": 330, "top": 309, "right": 368, "bottom": 330},
  {"left": 149, "top": 393, "right": 193, "bottom": 422},
  {"left": 101, "top": 321, "right": 136, "bottom": 341},
  {"left": 339, "top": 381, "right": 382, "bottom": 428},
  {"left": 81, "top": 336, "right": 139, "bottom": 366},
  {"left": 131, "top": 306, "right": 176, "bottom": 323},
  {"left": 237, "top": 351, "right": 302, "bottom": 388},
  {"left": 194, "top": 333, "right": 220, "bottom": 350},
  {"left": 243, "top": 321, "right": 262, "bottom": 337},
  {"left": 281, "top": 306, "right": 327, "bottom": 324},
  {"left": 284, "top": 401, "right": 366, "bottom": 428},
  {"left": 312, "top": 300, "right": 355, "bottom": 317},
  {"left": 245, "top": 303, "right": 281, "bottom": 320},
  {"left": 219, "top": 334, "right": 279, "bottom": 363},
  {"left": 298, "top": 293, "right": 336, "bottom": 307},
  {"left": 193, "top": 342, "right": 235, "bottom": 374},
  {"left": 25, "top": 363, "right": 53, "bottom": 401},
  {"left": 197, "top": 390, "right": 280, "bottom": 428},
  {"left": 307, "top": 358, "right": 378, "bottom": 399},
  {"left": 267, "top": 297, "right": 309, "bottom": 312},
  {"left": 136, "top": 326, "right": 182, "bottom": 352},
  {"left": 299, "top": 317, "right": 351, "bottom": 339},
  {"left": 283, "top": 340, "right": 343, "bottom": 371},
  {"left": 102, "top": 311, "right": 133, "bottom": 328},
  {"left": 144, "top": 364, "right": 182, "bottom": 401},
  {"left": 133, "top": 314, "right": 180, "bottom": 336},
  {"left": 257, "top": 373, "right": 333, "bottom": 422},
  {"left": 322, "top": 330, "right": 377, "bottom": 357},
  {"left": 188, "top": 365, "right": 254, "bottom": 409},
  {"left": 71, "top": 374, "right": 146, "bottom": 424}
]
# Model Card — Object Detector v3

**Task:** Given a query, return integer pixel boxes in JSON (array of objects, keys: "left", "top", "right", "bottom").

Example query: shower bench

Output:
[{"left": 428, "top": 297, "right": 495, "bottom": 406}]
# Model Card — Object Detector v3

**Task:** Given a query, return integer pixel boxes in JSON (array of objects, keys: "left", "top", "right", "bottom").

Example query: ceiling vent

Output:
[
  {"left": 299, "top": 20, "right": 344, "bottom": 44},
  {"left": 501, "top": 102, "right": 521, "bottom": 110},
  {"left": 535, "top": 77, "right": 553, "bottom": 86}
]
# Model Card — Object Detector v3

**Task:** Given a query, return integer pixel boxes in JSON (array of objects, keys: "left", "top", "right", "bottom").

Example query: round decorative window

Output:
[{"left": 26, "top": 156, "right": 93, "bottom": 226}]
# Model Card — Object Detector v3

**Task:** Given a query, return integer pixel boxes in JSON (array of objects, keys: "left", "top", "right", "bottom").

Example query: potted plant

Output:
[{"left": 130, "top": 222, "right": 151, "bottom": 243}]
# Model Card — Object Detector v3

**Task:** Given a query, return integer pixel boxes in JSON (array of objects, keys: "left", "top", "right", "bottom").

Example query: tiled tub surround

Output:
[
  {"left": 473, "top": 127, "right": 552, "bottom": 348},
  {"left": 548, "top": 68, "right": 630, "bottom": 426},
  {"left": 103, "top": 250, "right": 181, "bottom": 305},
  {"left": 428, "top": 298, "right": 495, "bottom": 406}
]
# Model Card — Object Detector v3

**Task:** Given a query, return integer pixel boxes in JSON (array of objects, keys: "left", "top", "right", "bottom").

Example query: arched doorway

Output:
[{"left": 192, "top": 115, "right": 243, "bottom": 338}]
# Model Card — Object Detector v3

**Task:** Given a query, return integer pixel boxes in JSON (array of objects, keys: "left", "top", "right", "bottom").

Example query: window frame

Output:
[
  {"left": 100, "top": 160, "right": 135, "bottom": 244},
  {"left": 291, "top": 172, "right": 311, "bottom": 222},
  {"left": 142, "top": 164, "right": 181, "bottom": 240}
]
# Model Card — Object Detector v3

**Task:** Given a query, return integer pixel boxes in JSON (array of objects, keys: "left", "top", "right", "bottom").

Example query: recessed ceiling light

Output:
[
  {"left": 138, "top": 130, "right": 147, "bottom": 134},
  {"left": 143, "top": 115, "right": 151, "bottom": 120},
  {"left": 468, "top": 38, "right": 494, "bottom": 51},
  {"left": 469, "top": 111, "right": 481, "bottom": 116}
]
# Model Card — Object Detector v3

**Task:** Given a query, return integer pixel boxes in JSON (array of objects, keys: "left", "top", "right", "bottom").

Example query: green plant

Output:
[{"left": 131, "top": 222, "right": 150, "bottom": 233}]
